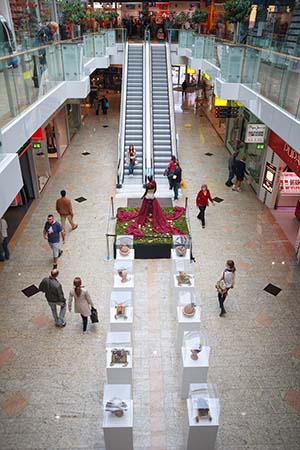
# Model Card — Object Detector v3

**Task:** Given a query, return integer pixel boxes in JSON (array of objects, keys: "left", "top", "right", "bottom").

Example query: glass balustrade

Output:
[{"left": 0, "top": 30, "right": 125, "bottom": 129}]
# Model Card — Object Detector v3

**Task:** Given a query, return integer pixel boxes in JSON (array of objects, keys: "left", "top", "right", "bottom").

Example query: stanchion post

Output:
[
  {"left": 104, "top": 233, "right": 113, "bottom": 261},
  {"left": 110, "top": 196, "right": 116, "bottom": 220},
  {"left": 185, "top": 196, "right": 188, "bottom": 210}
]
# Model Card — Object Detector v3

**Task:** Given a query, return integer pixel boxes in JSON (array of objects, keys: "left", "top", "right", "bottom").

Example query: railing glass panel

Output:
[{"left": 62, "top": 43, "right": 84, "bottom": 81}]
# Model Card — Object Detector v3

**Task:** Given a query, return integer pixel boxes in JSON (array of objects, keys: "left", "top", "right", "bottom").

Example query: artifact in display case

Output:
[
  {"left": 183, "top": 331, "right": 207, "bottom": 361},
  {"left": 115, "top": 304, "right": 128, "bottom": 320},
  {"left": 194, "top": 397, "right": 212, "bottom": 422},
  {"left": 172, "top": 234, "right": 190, "bottom": 258},
  {"left": 189, "top": 384, "right": 220, "bottom": 424},
  {"left": 105, "top": 397, "right": 128, "bottom": 417},
  {"left": 114, "top": 261, "right": 134, "bottom": 289},
  {"left": 174, "top": 260, "right": 195, "bottom": 288},
  {"left": 116, "top": 235, "right": 134, "bottom": 259},
  {"left": 110, "top": 291, "right": 133, "bottom": 331},
  {"left": 110, "top": 349, "right": 130, "bottom": 367}
]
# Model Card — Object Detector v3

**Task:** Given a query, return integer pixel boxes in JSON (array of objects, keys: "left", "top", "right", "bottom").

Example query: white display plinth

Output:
[
  {"left": 171, "top": 248, "right": 191, "bottom": 260},
  {"left": 106, "top": 331, "right": 132, "bottom": 346},
  {"left": 103, "top": 384, "right": 133, "bottom": 450},
  {"left": 181, "top": 346, "right": 210, "bottom": 399},
  {"left": 106, "top": 347, "right": 132, "bottom": 384},
  {"left": 110, "top": 306, "right": 133, "bottom": 332},
  {"left": 116, "top": 249, "right": 135, "bottom": 260},
  {"left": 186, "top": 389, "right": 219, "bottom": 450},
  {"left": 113, "top": 275, "right": 134, "bottom": 290},
  {"left": 176, "top": 306, "right": 201, "bottom": 352}
]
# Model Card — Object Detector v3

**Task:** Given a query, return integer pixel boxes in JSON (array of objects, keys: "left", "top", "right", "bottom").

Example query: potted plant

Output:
[
  {"left": 62, "top": 0, "right": 88, "bottom": 38},
  {"left": 224, "top": 0, "right": 252, "bottom": 43},
  {"left": 105, "top": 11, "right": 119, "bottom": 28},
  {"left": 191, "top": 9, "right": 208, "bottom": 34},
  {"left": 176, "top": 11, "right": 190, "bottom": 29}
]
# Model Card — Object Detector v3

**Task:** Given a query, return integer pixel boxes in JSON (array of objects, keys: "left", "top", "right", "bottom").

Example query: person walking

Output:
[
  {"left": 225, "top": 151, "right": 238, "bottom": 187},
  {"left": 127, "top": 145, "right": 136, "bottom": 176},
  {"left": 196, "top": 184, "right": 215, "bottom": 228},
  {"left": 165, "top": 155, "right": 177, "bottom": 189},
  {"left": 172, "top": 161, "right": 182, "bottom": 201},
  {"left": 181, "top": 79, "right": 187, "bottom": 97},
  {"left": 216, "top": 260, "right": 236, "bottom": 317},
  {"left": 68, "top": 277, "right": 94, "bottom": 334},
  {"left": 39, "top": 269, "right": 67, "bottom": 327},
  {"left": 43, "top": 214, "right": 64, "bottom": 269},
  {"left": 33, "top": 21, "right": 58, "bottom": 88},
  {"left": 232, "top": 155, "right": 249, "bottom": 192},
  {"left": 56, "top": 190, "right": 78, "bottom": 233},
  {"left": 0, "top": 217, "right": 10, "bottom": 261},
  {"left": 101, "top": 94, "right": 109, "bottom": 115}
]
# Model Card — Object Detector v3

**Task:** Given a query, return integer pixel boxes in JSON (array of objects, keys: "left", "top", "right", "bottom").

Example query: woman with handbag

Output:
[
  {"left": 68, "top": 277, "right": 95, "bottom": 334},
  {"left": 127, "top": 145, "right": 136, "bottom": 176},
  {"left": 196, "top": 184, "right": 215, "bottom": 228},
  {"left": 215, "top": 260, "right": 236, "bottom": 317}
]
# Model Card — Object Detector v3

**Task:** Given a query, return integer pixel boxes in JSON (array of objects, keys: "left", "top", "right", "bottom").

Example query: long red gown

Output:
[{"left": 117, "top": 196, "right": 185, "bottom": 238}]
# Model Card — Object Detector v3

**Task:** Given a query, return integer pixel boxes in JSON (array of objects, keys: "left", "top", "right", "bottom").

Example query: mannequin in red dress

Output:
[{"left": 117, "top": 177, "right": 185, "bottom": 238}]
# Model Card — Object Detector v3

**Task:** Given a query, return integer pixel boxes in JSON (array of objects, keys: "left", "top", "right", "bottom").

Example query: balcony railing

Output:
[
  {"left": 0, "top": 29, "right": 127, "bottom": 130},
  {"left": 167, "top": 30, "right": 300, "bottom": 120}
]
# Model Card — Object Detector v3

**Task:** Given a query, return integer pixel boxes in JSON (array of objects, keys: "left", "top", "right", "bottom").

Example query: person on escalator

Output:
[{"left": 127, "top": 145, "right": 137, "bottom": 176}]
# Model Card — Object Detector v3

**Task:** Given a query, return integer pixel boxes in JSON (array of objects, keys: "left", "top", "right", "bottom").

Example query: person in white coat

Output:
[
  {"left": 68, "top": 277, "right": 94, "bottom": 333},
  {"left": 216, "top": 260, "right": 236, "bottom": 317}
]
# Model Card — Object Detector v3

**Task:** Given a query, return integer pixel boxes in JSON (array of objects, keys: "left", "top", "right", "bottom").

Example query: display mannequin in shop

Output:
[{"left": 117, "top": 177, "right": 185, "bottom": 238}]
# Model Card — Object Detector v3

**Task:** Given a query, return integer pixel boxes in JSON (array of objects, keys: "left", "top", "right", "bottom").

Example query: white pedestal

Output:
[
  {"left": 110, "top": 306, "right": 133, "bottom": 332},
  {"left": 106, "top": 347, "right": 132, "bottom": 384},
  {"left": 173, "top": 274, "right": 195, "bottom": 289},
  {"left": 181, "top": 346, "right": 210, "bottom": 399},
  {"left": 106, "top": 331, "right": 132, "bottom": 346},
  {"left": 114, "top": 275, "right": 134, "bottom": 290},
  {"left": 103, "top": 384, "right": 133, "bottom": 450},
  {"left": 176, "top": 306, "right": 201, "bottom": 352},
  {"left": 116, "top": 249, "right": 135, "bottom": 260},
  {"left": 171, "top": 248, "right": 191, "bottom": 260},
  {"left": 186, "top": 397, "right": 219, "bottom": 450}
]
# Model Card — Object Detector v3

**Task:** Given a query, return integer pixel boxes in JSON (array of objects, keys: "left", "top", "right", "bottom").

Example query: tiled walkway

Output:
[{"left": 0, "top": 92, "right": 300, "bottom": 450}]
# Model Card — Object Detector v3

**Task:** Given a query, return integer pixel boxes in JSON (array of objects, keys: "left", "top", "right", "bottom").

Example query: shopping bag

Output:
[
  {"left": 90, "top": 307, "right": 99, "bottom": 323},
  {"left": 180, "top": 179, "right": 187, "bottom": 189}
]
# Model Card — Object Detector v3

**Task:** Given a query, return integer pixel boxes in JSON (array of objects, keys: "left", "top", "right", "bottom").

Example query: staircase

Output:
[
  {"left": 123, "top": 44, "right": 143, "bottom": 184},
  {"left": 151, "top": 44, "right": 172, "bottom": 179},
  {"left": 282, "top": 2, "right": 300, "bottom": 56}
]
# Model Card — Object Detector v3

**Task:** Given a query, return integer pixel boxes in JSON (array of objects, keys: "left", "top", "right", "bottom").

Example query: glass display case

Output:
[
  {"left": 116, "top": 235, "right": 135, "bottom": 260},
  {"left": 173, "top": 260, "right": 195, "bottom": 288},
  {"left": 110, "top": 291, "right": 133, "bottom": 332},
  {"left": 106, "top": 332, "right": 132, "bottom": 384},
  {"left": 182, "top": 331, "right": 208, "bottom": 362},
  {"left": 171, "top": 235, "right": 190, "bottom": 260},
  {"left": 188, "top": 384, "right": 220, "bottom": 426},
  {"left": 113, "top": 260, "right": 134, "bottom": 289},
  {"left": 177, "top": 291, "right": 201, "bottom": 320}
]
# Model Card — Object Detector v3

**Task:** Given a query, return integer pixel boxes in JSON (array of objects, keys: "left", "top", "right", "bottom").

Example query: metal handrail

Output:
[
  {"left": 116, "top": 41, "right": 128, "bottom": 188},
  {"left": 144, "top": 40, "right": 153, "bottom": 183},
  {"left": 166, "top": 42, "right": 178, "bottom": 160}
]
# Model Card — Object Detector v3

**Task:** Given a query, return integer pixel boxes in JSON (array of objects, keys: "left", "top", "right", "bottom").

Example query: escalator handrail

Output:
[
  {"left": 117, "top": 41, "right": 128, "bottom": 187},
  {"left": 145, "top": 40, "right": 153, "bottom": 183},
  {"left": 165, "top": 42, "right": 178, "bottom": 160}
]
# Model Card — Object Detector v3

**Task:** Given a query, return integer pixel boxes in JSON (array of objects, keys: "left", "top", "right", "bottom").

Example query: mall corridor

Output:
[{"left": 0, "top": 94, "right": 300, "bottom": 450}]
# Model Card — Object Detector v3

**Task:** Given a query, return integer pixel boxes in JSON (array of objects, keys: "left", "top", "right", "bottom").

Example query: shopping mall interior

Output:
[{"left": 0, "top": 1, "right": 300, "bottom": 450}]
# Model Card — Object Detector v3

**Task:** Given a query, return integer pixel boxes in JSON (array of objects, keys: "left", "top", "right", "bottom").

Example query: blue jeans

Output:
[
  {"left": 0, "top": 237, "right": 9, "bottom": 260},
  {"left": 225, "top": 171, "right": 235, "bottom": 186},
  {"left": 49, "top": 302, "right": 66, "bottom": 326},
  {"left": 173, "top": 182, "right": 180, "bottom": 200},
  {"left": 129, "top": 159, "right": 135, "bottom": 175}
]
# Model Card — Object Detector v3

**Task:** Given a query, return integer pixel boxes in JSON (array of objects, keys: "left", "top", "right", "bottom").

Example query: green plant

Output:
[
  {"left": 89, "top": 10, "right": 104, "bottom": 24},
  {"left": 105, "top": 11, "right": 119, "bottom": 21},
  {"left": 191, "top": 9, "right": 208, "bottom": 33},
  {"left": 62, "top": 0, "right": 88, "bottom": 25},
  {"left": 224, "top": 0, "right": 252, "bottom": 42},
  {"left": 176, "top": 12, "right": 190, "bottom": 25}
]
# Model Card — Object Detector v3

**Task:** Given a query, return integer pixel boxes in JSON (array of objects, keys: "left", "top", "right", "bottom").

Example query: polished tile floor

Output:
[{"left": 0, "top": 92, "right": 300, "bottom": 450}]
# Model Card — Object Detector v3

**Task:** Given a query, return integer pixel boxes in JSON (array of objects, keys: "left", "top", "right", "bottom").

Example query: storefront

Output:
[
  {"left": 225, "top": 107, "right": 267, "bottom": 193},
  {"left": 258, "top": 129, "right": 300, "bottom": 251}
]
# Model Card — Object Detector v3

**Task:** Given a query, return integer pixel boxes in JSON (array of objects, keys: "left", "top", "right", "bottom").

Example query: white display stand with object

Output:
[
  {"left": 114, "top": 261, "right": 134, "bottom": 290},
  {"left": 186, "top": 384, "right": 220, "bottom": 450},
  {"left": 172, "top": 235, "right": 191, "bottom": 260},
  {"left": 103, "top": 384, "right": 133, "bottom": 450},
  {"left": 116, "top": 235, "right": 135, "bottom": 260},
  {"left": 171, "top": 248, "right": 191, "bottom": 260},
  {"left": 180, "top": 332, "right": 210, "bottom": 399},
  {"left": 173, "top": 260, "right": 195, "bottom": 295},
  {"left": 176, "top": 305, "right": 201, "bottom": 352},
  {"left": 110, "top": 291, "right": 133, "bottom": 332},
  {"left": 106, "top": 332, "right": 132, "bottom": 384}
]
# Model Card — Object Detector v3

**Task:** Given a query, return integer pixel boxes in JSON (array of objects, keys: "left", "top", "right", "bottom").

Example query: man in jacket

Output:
[
  {"left": 56, "top": 190, "right": 78, "bottom": 233},
  {"left": 39, "top": 269, "right": 66, "bottom": 327},
  {"left": 225, "top": 151, "right": 238, "bottom": 187}
]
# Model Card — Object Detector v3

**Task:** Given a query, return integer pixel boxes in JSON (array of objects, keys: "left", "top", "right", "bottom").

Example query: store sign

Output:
[
  {"left": 245, "top": 124, "right": 266, "bottom": 143},
  {"left": 262, "top": 161, "right": 277, "bottom": 194},
  {"left": 268, "top": 130, "right": 300, "bottom": 177}
]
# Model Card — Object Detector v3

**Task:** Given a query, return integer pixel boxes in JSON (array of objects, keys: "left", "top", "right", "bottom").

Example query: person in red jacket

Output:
[{"left": 196, "top": 184, "right": 215, "bottom": 228}]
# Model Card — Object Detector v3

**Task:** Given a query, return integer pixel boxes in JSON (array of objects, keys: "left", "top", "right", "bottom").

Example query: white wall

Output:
[{"left": 0, "top": 153, "right": 23, "bottom": 217}]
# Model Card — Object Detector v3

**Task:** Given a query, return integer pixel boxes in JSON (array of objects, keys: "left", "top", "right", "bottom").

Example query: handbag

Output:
[
  {"left": 134, "top": 158, "right": 138, "bottom": 166},
  {"left": 90, "top": 306, "right": 99, "bottom": 323},
  {"left": 215, "top": 279, "right": 227, "bottom": 294},
  {"left": 180, "top": 179, "right": 187, "bottom": 189}
]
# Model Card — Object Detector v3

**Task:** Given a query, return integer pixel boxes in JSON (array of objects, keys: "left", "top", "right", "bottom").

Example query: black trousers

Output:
[
  {"left": 218, "top": 292, "right": 228, "bottom": 313},
  {"left": 197, "top": 205, "right": 206, "bottom": 226},
  {"left": 81, "top": 314, "right": 88, "bottom": 332}
]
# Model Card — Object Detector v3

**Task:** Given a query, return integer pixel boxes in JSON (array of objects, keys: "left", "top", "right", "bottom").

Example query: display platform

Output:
[{"left": 114, "top": 207, "right": 190, "bottom": 259}]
